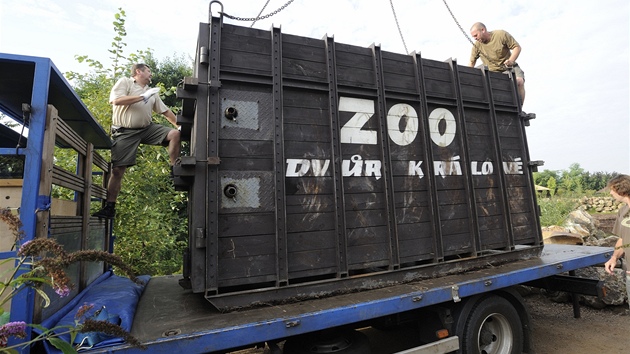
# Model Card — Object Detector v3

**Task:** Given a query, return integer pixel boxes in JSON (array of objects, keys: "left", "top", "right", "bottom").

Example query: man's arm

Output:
[
  {"left": 111, "top": 96, "right": 145, "bottom": 106},
  {"left": 605, "top": 238, "right": 624, "bottom": 274},
  {"left": 504, "top": 45, "right": 521, "bottom": 67},
  {"left": 162, "top": 109, "right": 178, "bottom": 128}
]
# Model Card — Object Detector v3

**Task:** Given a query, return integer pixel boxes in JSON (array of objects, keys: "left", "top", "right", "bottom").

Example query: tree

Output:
[
  {"left": 547, "top": 176, "right": 557, "bottom": 196},
  {"left": 559, "top": 163, "right": 585, "bottom": 194},
  {"left": 65, "top": 8, "right": 192, "bottom": 275},
  {"left": 533, "top": 170, "right": 559, "bottom": 189}
]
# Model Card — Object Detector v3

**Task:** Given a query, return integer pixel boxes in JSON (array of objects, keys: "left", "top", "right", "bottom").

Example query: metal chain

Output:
[
  {"left": 250, "top": 0, "right": 272, "bottom": 27},
  {"left": 442, "top": 0, "right": 475, "bottom": 46},
  {"left": 222, "top": 0, "right": 296, "bottom": 22},
  {"left": 389, "top": 0, "right": 409, "bottom": 55},
  {"left": 441, "top": 0, "right": 492, "bottom": 64}
]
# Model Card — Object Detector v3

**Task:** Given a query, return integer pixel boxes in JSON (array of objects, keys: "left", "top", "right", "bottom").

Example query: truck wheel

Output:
[
  {"left": 283, "top": 329, "right": 370, "bottom": 354},
  {"left": 461, "top": 296, "right": 523, "bottom": 354}
]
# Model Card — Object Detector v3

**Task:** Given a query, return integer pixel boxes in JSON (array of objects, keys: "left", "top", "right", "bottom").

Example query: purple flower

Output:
[
  {"left": 54, "top": 285, "right": 71, "bottom": 297},
  {"left": 0, "top": 321, "right": 27, "bottom": 339}
]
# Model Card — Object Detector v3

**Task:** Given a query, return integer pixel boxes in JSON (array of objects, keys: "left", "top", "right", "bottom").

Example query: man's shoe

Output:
[{"left": 93, "top": 205, "right": 115, "bottom": 219}]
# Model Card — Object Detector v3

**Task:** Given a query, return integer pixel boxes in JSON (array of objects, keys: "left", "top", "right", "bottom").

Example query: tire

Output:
[
  {"left": 283, "top": 329, "right": 371, "bottom": 354},
  {"left": 461, "top": 296, "right": 523, "bottom": 354}
]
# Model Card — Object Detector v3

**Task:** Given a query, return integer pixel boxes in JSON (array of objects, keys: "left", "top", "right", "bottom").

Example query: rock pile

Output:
[
  {"left": 578, "top": 196, "right": 623, "bottom": 213},
  {"left": 540, "top": 208, "right": 627, "bottom": 308}
]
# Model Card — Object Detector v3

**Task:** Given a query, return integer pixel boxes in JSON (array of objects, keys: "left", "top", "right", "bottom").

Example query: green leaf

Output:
[{"left": 48, "top": 337, "right": 78, "bottom": 354}]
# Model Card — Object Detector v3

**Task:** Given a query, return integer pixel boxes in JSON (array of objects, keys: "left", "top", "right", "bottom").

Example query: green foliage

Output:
[
  {"left": 536, "top": 196, "right": 578, "bottom": 227},
  {"left": 110, "top": 146, "right": 187, "bottom": 275},
  {"left": 547, "top": 177, "right": 557, "bottom": 196},
  {"left": 62, "top": 8, "right": 191, "bottom": 276},
  {"left": 534, "top": 163, "right": 619, "bottom": 197}
]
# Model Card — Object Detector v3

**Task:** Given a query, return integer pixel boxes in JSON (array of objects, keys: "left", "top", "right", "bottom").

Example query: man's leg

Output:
[
  {"left": 516, "top": 77, "right": 526, "bottom": 105},
  {"left": 165, "top": 129, "right": 181, "bottom": 165},
  {"left": 106, "top": 166, "right": 127, "bottom": 202},
  {"left": 93, "top": 166, "right": 126, "bottom": 219}
]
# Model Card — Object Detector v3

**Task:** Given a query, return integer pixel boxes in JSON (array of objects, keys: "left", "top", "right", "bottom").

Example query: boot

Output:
[{"left": 93, "top": 202, "right": 116, "bottom": 219}]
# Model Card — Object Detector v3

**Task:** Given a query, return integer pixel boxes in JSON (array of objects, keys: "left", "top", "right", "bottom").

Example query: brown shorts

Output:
[
  {"left": 503, "top": 64, "right": 525, "bottom": 81},
  {"left": 110, "top": 123, "right": 173, "bottom": 167}
]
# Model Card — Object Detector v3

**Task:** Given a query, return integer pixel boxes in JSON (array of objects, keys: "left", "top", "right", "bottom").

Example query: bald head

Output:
[
  {"left": 470, "top": 22, "right": 489, "bottom": 43},
  {"left": 471, "top": 22, "right": 486, "bottom": 31}
]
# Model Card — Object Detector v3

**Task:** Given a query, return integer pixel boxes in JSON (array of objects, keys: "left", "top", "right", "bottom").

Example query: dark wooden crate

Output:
[{"left": 179, "top": 18, "right": 542, "bottom": 310}]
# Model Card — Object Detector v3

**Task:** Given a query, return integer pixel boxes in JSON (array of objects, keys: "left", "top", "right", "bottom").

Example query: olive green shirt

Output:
[{"left": 470, "top": 30, "right": 520, "bottom": 72}]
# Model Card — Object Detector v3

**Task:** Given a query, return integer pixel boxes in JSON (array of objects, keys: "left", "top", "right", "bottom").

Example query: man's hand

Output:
[
  {"left": 140, "top": 87, "right": 160, "bottom": 103},
  {"left": 604, "top": 257, "right": 617, "bottom": 275}
]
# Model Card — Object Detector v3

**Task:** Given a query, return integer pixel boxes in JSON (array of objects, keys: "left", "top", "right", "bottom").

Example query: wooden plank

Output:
[
  {"left": 347, "top": 225, "right": 389, "bottom": 246},
  {"left": 218, "top": 254, "right": 277, "bottom": 283},
  {"left": 0, "top": 179, "right": 22, "bottom": 187},
  {"left": 285, "top": 177, "right": 334, "bottom": 195},
  {"left": 219, "top": 157, "right": 273, "bottom": 171},
  {"left": 395, "top": 206, "right": 432, "bottom": 224},
  {"left": 218, "top": 213, "right": 276, "bottom": 237},
  {"left": 287, "top": 230, "right": 336, "bottom": 252},
  {"left": 347, "top": 243, "right": 390, "bottom": 267},
  {"left": 283, "top": 123, "right": 331, "bottom": 143},
  {"left": 345, "top": 210, "right": 388, "bottom": 229},
  {"left": 219, "top": 140, "right": 273, "bottom": 158},
  {"left": 288, "top": 248, "right": 337, "bottom": 273},
  {"left": 52, "top": 165, "right": 84, "bottom": 192},
  {"left": 55, "top": 116, "right": 88, "bottom": 155},
  {"left": 285, "top": 195, "right": 335, "bottom": 214},
  {"left": 286, "top": 212, "right": 336, "bottom": 233}
]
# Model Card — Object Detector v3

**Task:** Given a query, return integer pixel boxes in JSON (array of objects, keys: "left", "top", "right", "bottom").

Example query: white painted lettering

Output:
[
  {"left": 428, "top": 108, "right": 457, "bottom": 147},
  {"left": 387, "top": 103, "right": 419, "bottom": 146},
  {"left": 339, "top": 97, "right": 377, "bottom": 145},
  {"left": 408, "top": 161, "right": 424, "bottom": 179}
]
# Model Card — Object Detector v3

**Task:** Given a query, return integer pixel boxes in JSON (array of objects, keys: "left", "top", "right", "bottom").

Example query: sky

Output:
[{"left": 1, "top": 0, "right": 628, "bottom": 174}]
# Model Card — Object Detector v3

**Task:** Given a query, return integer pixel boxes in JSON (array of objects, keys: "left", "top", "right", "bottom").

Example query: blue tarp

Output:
[{"left": 38, "top": 271, "right": 150, "bottom": 353}]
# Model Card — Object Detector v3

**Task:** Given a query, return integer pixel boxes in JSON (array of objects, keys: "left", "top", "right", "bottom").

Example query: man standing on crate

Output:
[
  {"left": 93, "top": 63, "right": 180, "bottom": 219},
  {"left": 469, "top": 22, "right": 526, "bottom": 105}
]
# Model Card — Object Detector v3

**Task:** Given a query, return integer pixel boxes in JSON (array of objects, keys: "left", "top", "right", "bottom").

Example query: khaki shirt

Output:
[
  {"left": 110, "top": 77, "right": 169, "bottom": 128},
  {"left": 470, "top": 30, "right": 520, "bottom": 72},
  {"left": 613, "top": 204, "right": 630, "bottom": 271}
]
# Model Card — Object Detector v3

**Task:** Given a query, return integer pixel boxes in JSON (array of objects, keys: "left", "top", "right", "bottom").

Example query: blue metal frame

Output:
[
  {"left": 87, "top": 244, "right": 611, "bottom": 354},
  {"left": 4, "top": 56, "right": 52, "bottom": 348},
  {"left": 0, "top": 53, "right": 112, "bottom": 351}
]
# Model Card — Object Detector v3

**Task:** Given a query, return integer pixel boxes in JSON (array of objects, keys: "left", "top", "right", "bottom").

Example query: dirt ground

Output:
[{"left": 525, "top": 293, "right": 629, "bottom": 354}]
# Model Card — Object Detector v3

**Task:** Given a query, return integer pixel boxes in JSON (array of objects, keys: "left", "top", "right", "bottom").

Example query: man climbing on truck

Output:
[
  {"left": 93, "top": 63, "right": 180, "bottom": 219},
  {"left": 469, "top": 22, "right": 526, "bottom": 105}
]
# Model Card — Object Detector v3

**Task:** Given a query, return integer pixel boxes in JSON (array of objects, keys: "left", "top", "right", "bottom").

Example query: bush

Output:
[{"left": 536, "top": 197, "right": 579, "bottom": 227}]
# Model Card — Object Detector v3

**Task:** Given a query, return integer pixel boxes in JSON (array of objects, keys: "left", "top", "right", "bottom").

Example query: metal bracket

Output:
[
  {"left": 528, "top": 160, "right": 545, "bottom": 173},
  {"left": 35, "top": 195, "right": 51, "bottom": 213},
  {"left": 451, "top": 285, "right": 461, "bottom": 303},
  {"left": 519, "top": 111, "right": 536, "bottom": 126},
  {"left": 194, "top": 228, "right": 206, "bottom": 249}
]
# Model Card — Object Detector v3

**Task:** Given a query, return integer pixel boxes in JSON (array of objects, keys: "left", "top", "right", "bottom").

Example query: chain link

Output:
[
  {"left": 441, "top": 0, "right": 492, "bottom": 65},
  {"left": 222, "top": 0, "right": 296, "bottom": 22},
  {"left": 389, "top": 0, "right": 409, "bottom": 55},
  {"left": 250, "top": 0, "right": 271, "bottom": 27}
]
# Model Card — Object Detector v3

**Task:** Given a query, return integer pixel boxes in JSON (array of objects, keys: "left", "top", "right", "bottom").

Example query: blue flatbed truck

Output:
[{"left": 0, "top": 4, "right": 612, "bottom": 353}]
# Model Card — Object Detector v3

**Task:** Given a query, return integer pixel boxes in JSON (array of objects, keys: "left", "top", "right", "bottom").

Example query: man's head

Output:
[
  {"left": 608, "top": 174, "right": 630, "bottom": 201},
  {"left": 470, "top": 22, "right": 490, "bottom": 43},
  {"left": 131, "top": 63, "right": 152, "bottom": 85}
]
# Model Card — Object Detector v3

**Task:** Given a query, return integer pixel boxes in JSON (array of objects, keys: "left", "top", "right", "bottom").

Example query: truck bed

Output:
[{"left": 87, "top": 244, "right": 612, "bottom": 354}]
